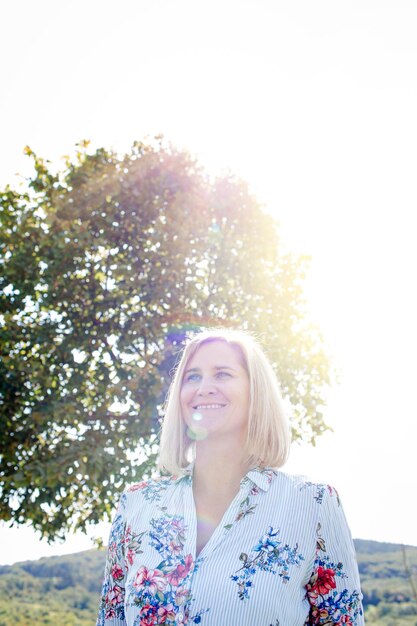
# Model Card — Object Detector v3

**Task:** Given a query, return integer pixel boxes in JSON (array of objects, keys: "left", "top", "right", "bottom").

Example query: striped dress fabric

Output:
[{"left": 96, "top": 467, "right": 364, "bottom": 626}]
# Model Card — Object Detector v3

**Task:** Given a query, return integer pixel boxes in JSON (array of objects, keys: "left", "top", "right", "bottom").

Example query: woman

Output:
[{"left": 97, "top": 329, "right": 364, "bottom": 626}]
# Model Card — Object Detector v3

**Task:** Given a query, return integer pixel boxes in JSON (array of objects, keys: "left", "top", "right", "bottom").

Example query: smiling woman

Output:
[
  {"left": 160, "top": 329, "right": 290, "bottom": 476},
  {"left": 180, "top": 341, "right": 251, "bottom": 446},
  {"left": 96, "top": 329, "right": 364, "bottom": 626}
]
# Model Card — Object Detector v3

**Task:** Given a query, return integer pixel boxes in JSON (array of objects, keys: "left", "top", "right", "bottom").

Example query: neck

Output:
[{"left": 192, "top": 436, "right": 251, "bottom": 496}]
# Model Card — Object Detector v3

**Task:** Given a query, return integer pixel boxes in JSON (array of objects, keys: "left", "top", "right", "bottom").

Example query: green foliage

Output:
[
  {"left": 0, "top": 540, "right": 416, "bottom": 625},
  {"left": 0, "top": 138, "right": 331, "bottom": 540}
]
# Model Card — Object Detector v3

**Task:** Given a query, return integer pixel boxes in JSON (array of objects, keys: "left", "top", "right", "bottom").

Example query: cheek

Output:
[
  {"left": 239, "top": 384, "right": 250, "bottom": 412},
  {"left": 180, "top": 386, "right": 191, "bottom": 411},
  {"left": 180, "top": 388, "right": 194, "bottom": 429}
]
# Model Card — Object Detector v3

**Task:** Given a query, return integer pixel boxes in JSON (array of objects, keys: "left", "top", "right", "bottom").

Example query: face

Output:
[{"left": 180, "top": 340, "right": 250, "bottom": 443}]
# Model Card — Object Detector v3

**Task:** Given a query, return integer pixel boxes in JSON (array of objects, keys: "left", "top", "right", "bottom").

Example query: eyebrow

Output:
[{"left": 184, "top": 365, "right": 236, "bottom": 374}]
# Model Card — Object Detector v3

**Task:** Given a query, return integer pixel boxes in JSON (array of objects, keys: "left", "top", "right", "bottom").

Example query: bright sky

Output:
[{"left": 1, "top": 0, "right": 416, "bottom": 565}]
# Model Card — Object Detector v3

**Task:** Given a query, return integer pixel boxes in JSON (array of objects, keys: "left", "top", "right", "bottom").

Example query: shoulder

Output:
[
  {"left": 125, "top": 475, "right": 172, "bottom": 492},
  {"left": 121, "top": 474, "right": 179, "bottom": 506},
  {"left": 273, "top": 469, "right": 341, "bottom": 507}
]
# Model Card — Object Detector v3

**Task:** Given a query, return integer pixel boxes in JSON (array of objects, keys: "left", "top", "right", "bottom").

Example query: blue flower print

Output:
[{"left": 231, "top": 527, "right": 305, "bottom": 600}]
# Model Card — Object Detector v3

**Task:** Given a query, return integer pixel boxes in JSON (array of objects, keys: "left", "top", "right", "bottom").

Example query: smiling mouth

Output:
[{"left": 192, "top": 403, "right": 226, "bottom": 410}]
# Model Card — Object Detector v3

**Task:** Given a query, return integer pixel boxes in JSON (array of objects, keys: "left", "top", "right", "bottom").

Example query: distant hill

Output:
[
  {"left": 354, "top": 539, "right": 417, "bottom": 625},
  {"left": 0, "top": 539, "right": 416, "bottom": 625},
  {"left": 0, "top": 549, "right": 102, "bottom": 626}
]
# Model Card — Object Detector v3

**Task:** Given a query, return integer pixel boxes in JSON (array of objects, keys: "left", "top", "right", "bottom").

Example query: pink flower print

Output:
[
  {"left": 307, "top": 587, "right": 319, "bottom": 602},
  {"left": 133, "top": 566, "right": 166, "bottom": 595},
  {"left": 105, "top": 606, "right": 115, "bottom": 619},
  {"left": 250, "top": 485, "right": 260, "bottom": 496},
  {"left": 139, "top": 604, "right": 157, "bottom": 626},
  {"left": 309, "top": 606, "right": 329, "bottom": 624},
  {"left": 166, "top": 554, "right": 193, "bottom": 586},
  {"left": 111, "top": 563, "right": 124, "bottom": 581},
  {"left": 127, "top": 481, "right": 148, "bottom": 492},
  {"left": 265, "top": 470, "right": 275, "bottom": 484},
  {"left": 157, "top": 603, "right": 176, "bottom": 622},
  {"left": 104, "top": 584, "right": 124, "bottom": 617},
  {"left": 171, "top": 517, "right": 186, "bottom": 535},
  {"left": 126, "top": 549, "right": 136, "bottom": 566},
  {"left": 169, "top": 541, "right": 182, "bottom": 556},
  {"left": 110, "top": 584, "right": 124, "bottom": 605},
  {"left": 175, "top": 588, "right": 191, "bottom": 606},
  {"left": 108, "top": 543, "right": 118, "bottom": 559}
]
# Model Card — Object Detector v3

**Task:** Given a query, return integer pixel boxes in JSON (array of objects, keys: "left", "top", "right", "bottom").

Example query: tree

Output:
[{"left": 0, "top": 138, "right": 331, "bottom": 540}]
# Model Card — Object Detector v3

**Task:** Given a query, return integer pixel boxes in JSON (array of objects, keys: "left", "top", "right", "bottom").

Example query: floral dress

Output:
[{"left": 96, "top": 467, "right": 364, "bottom": 626}]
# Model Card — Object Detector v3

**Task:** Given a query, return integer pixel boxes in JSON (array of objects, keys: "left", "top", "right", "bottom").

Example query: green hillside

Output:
[
  {"left": 355, "top": 539, "right": 417, "bottom": 625},
  {"left": 0, "top": 550, "right": 102, "bottom": 626},
  {"left": 0, "top": 540, "right": 415, "bottom": 625}
]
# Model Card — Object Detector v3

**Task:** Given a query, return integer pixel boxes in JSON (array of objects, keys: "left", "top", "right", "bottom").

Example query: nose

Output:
[{"left": 196, "top": 376, "right": 216, "bottom": 396}]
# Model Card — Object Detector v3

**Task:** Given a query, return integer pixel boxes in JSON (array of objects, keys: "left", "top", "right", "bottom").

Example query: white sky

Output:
[{"left": 0, "top": 0, "right": 416, "bottom": 565}]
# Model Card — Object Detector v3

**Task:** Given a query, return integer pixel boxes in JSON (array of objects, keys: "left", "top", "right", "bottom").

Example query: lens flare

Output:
[
  {"left": 186, "top": 425, "right": 208, "bottom": 441},
  {"left": 192, "top": 411, "right": 203, "bottom": 422}
]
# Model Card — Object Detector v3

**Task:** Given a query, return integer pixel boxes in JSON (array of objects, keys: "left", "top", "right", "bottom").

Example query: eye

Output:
[
  {"left": 184, "top": 373, "right": 201, "bottom": 383},
  {"left": 216, "top": 371, "right": 231, "bottom": 379}
]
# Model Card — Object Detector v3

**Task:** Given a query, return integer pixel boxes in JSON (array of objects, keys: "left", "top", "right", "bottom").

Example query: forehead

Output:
[{"left": 185, "top": 340, "right": 245, "bottom": 369}]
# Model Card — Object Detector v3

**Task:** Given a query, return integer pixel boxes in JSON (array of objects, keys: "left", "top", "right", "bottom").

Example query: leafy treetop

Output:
[{"left": 0, "top": 138, "right": 331, "bottom": 540}]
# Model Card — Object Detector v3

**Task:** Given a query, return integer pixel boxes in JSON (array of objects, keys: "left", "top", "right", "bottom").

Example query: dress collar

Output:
[
  {"left": 245, "top": 467, "right": 278, "bottom": 492},
  {"left": 176, "top": 463, "right": 277, "bottom": 492}
]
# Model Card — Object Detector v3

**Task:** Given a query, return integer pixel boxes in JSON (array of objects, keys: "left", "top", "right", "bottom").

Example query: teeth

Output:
[{"left": 194, "top": 404, "right": 224, "bottom": 410}]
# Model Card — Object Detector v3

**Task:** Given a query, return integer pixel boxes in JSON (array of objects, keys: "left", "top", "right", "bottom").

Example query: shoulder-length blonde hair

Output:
[{"left": 158, "top": 328, "right": 291, "bottom": 475}]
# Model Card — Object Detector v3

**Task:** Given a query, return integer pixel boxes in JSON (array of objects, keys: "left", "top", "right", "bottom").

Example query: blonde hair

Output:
[{"left": 158, "top": 328, "right": 291, "bottom": 475}]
